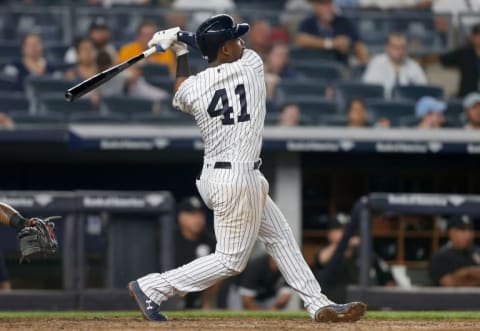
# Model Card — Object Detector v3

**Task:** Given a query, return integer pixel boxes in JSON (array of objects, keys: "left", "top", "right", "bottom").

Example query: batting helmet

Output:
[{"left": 196, "top": 14, "right": 250, "bottom": 62}]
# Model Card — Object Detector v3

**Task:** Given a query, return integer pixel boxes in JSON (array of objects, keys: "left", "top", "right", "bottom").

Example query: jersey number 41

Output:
[{"left": 207, "top": 84, "right": 250, "bottom": 125}]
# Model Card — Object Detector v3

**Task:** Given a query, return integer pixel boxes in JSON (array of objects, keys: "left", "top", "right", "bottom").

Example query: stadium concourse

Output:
[{"left": 0, "top": 0, "right": 479, "bottom": 322}]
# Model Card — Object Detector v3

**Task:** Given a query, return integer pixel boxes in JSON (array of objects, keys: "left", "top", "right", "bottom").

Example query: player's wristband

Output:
[
  {"left": 176, "top": 54, "right": 190, "bottom": 78},
  {"left": 9, "top": 213, "right": 27, "bottom": 231},
  {"left": 323, "top": 38, "right": 333, "bottom": 50}
]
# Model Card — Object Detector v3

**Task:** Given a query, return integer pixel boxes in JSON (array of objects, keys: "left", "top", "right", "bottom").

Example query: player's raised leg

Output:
[
  {"left": 257, "top": 185, "right": 366, "bottom": 322},
  {"left": 132, "top": 168, "right": 266, "bottom": 319}
]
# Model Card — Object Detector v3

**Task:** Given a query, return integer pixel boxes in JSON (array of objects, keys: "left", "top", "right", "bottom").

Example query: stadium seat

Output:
[
  {"left": 286, "top": 96, "right": 338, "bottom": 124},
  {"left": 275, "top": 79, "right": 329, "bottom": 102},
  {"left": 141, "top": 63, "right": 170, "bottom": 81},
  {"left": 318, "top": 114, "right": 349, "bottom": 126},
  {"left": 40, "top": 96, "right": 95, "bottom": 117},
  {"left": 0, "top": 93, "right": 29, "bottom": 113},
  {"left": 291, "top": 61, "right": 347, "bottom": 82},
  {"left": 144, "top": 76, "right": 174, "bottom": 91},
  {"left": 289, "top": 48, "right": 336, "bottom": 62},
  {"left": 367, "top": 99, "right": 415, "bottom": 126},
  {"left": 0, "top": 43, "right": 20, "bottom": 62},
  {"left": 69, "top": 112, "right": 128, "bottom": 124},
  {"left": 335, "top": 82, "right": 384, "bottom": 108},
  {"left": 392, "top": 85, "right": 444, "bottom": 101},
  {"left": 26, "top": 77, "right": 75, "bottom": 99},
  {"left": 444, "top": 99, "right": 465, "bottom": 127},
  {"left": 101, "top": 96, "right": 154, "bottom": 116},
  {"left": 10, "top": 112, "right": 66, "bottom": 125},
  {"left": 0, "top": 74, "right": 16, "bottom": 91},
  {"left": 131, "top": 111, "right": 195, "bottom": 125}
]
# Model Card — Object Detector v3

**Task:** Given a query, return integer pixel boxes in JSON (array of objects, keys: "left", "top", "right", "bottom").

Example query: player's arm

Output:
[
  {"left": 0, "top": 202, "right": 27, "bottom": 230},
  {"left": 268, "top": 287, "right": 292, "bottom": 310},
  {"left": 241, "top": 294, "right": 260, "bottom": 310},
  {"left": 173, "top": 51, "right": 190, "bottom": 95},
  {"left": 439, "top": 266, "right": 480, "bottom": 286},
  {"left": 294, "top": 33, "right": 330, "bottom": 49}
]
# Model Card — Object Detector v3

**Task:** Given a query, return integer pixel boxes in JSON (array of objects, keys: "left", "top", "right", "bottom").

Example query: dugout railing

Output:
[
  {"left": 0, "top": 190, "right": 177, "bottom": 310},
  {"left": 323, "top": 193, "right": 480, "bottom": 310}
]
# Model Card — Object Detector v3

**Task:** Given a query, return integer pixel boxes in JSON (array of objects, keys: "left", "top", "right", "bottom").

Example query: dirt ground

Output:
[{"left": 1, "top": 317, "right": 479, "bottom": 331}]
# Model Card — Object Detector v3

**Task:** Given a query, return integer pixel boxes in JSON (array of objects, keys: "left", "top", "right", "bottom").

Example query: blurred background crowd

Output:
[{"left": 0, "top": 0, "right": 480, "bottom": 129}]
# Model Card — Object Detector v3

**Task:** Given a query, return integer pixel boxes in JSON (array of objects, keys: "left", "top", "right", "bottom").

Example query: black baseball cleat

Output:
[
  {"left": 128, "top": 281, "right": 168, "bottom": 321},
  {"left": 315, "top": 301, "right": 367, "bottom": 323}
]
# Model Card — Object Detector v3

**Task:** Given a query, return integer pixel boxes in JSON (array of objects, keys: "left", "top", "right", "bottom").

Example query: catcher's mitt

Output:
[{"left": 17, "top": 216, "right": 60, "bottom": 263}]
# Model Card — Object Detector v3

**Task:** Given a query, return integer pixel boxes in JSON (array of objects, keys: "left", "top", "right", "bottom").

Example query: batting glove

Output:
[
  {"left": 148, "top": 27, "right": 181, "bottom": 51},
  {"left": 171, "top": 41, "right": 189, "bottom": 57}
]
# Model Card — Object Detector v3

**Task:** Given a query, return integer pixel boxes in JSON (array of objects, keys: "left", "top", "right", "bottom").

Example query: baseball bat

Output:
[{"left": 65, "top": 30, "right": 197, "bottom": 103}]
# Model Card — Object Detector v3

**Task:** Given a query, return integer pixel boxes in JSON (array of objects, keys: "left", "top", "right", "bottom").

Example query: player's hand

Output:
[
  {"left": 333, "top": 35, "right": 351, "bottom": 53},
  {"left": 148, "top": 27, "right": 181, "bottom": 51},
  {"left": 171, "top": 41, "right": 189, "bottom": 57}
]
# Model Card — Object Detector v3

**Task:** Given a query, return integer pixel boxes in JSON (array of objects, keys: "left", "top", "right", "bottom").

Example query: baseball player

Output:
[{"left": 128, "top": 14, "right": 366, "bottom": 323}]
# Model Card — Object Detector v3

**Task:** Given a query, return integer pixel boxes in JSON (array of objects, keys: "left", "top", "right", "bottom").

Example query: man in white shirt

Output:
[{"left": 362, "top": 32, "right": 427, "bottom": 98}]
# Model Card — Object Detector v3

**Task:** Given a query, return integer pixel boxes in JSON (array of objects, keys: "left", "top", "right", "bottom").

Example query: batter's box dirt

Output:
[{"left": 0, "top": 317, "right": 479, "bottom": 331}]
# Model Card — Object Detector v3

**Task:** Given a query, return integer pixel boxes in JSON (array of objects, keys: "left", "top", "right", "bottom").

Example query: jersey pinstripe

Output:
[
  {"left": 173, "top": 49, "right": 265, "bottom": 162},
  {"left": 137, "top": 49, "right": 333, "bottom": 320}
]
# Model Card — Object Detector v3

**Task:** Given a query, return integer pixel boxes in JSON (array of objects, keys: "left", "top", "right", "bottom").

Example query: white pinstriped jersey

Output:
[{"left": 173, "top": 49, "right": 266, "bottom": 162}]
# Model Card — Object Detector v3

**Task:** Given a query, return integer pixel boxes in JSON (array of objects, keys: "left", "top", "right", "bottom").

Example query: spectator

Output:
[
  {"left": 429, "top": 215, "right": 480, "bottom": 286},
  {"left": 175, "top": 196, "right": 217, "bottom": 309},
  {"left": 363, "top": 32, "right": 427, "bottom": 98},
  {"left": 246, "top": 20, "right": 272, "bottom": 60},
  {"left": 97, "top": 50, "right": 166, "bottom": 111},
  {"left": 463, "top": 92, "right": 480, "bottom": 129},
  {"left": 86, "top": 0, "right": 152, "bottom": 7},
  {"left": 433, "top": 0, "right": 480, "bottom": 30},
  {"left": 439, "top": 24, "right": 480, "bottom": 97},
  {"left": 96, "top": 51, "right": 128, "bottom": 97},
  {"left": 346, "top": 98, "right": 368, "bottom": 127},
  {"left": 265, "top": 44, "right": 298, "bottom": 80},
  {"left": 171, "top": 0, "right": 236, "bottom": 31},
  {"left": 313, "top": 214, "right": 395, "bottom": 302},
  {"left": 65, "top": 38, "right": 98, "bottom": 81},
  {"left": 65, "top": 17, "right": 116, "bottom": 64},
  {"left": 278, "top": 103, "right": 301, "bottom": 127},
  {"left": 360, "top": 0, "right": 431, "bottom": 10},
  {"left": 264, "top": 44, "right": 298, "bottom": 99},
  {"left": 346, "top": 98, "right": 391, "bottom": 128},
  {"left": 294, "top": 0, "right": 369, "bottom": 65},
  {"left": 0, "top": 252, "right": 10, "bottom": 291},
  {"left": 117, "top": 20, "right": 176, "bottom": 75},
  {"left": 237, "top": 254, "right": 292, "bottom": 310},
  {"left": 65, "top": 38, "right": 100, "bottom": 107},
  {"left": 415, "top": 96, "right": 445, "bottom": 129},
  {"left": 0, "top": 114, "right": 14, "bottom": 129},
  {"left": 2, "top": 33, "right": 56, "bottom": 91}
]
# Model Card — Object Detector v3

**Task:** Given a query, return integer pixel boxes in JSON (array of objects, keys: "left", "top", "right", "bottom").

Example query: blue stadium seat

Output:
[
  {"left": 0, "top": 93, "right": 29, "bottom": 113},
  {"left": 276, "top": 79, "right": 328, "bottom": 102},
  {"left": 144, "top": 76, "right": 174, "bottom": 91},
  {"left": 40, "top": 96, "right": 95, "bottom": 116},
  {"left": 69, "top": 112, "right": 128, "bottom": 124},
  {"left": 367, "top": 99, "right": 415, "bottom": 126},
  {"left": 286, "top": 96, "right": 339, "bottom": 124},
  {"left": 0, "top": 75, "right": 18, "bottom": 92},
  {"left": 141, "top": 63, "right": 170, "bottom": 81},
  {"left": 26, "top": 77, "right": 75, "bottom": 99},
  {"left": 291, "top": 61, "right": 347, "bottom": 82},
  {"left": 10, "top": 112, "right": 66, "bottom": 125},
  {"left": 318, "top": 114, "right": 348, "bottom": 126},
  {"left": 132, "top": 111, "right": 195, "bottom": 125},
  {"left": 101, "top": 96, "right": 154, "bottom": 116},
  {"left": 289, "top": 48, "right": 336, "bottom": 62},
  {"left": 335, "top": 82, "right": 384, "bottom": 108},
  {"left": 392, "top": 85, "right": 444, "bottom": 101}
]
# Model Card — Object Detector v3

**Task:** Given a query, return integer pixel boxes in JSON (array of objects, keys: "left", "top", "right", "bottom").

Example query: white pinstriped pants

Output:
[{"left": 138, "top": 162, "right": 333, "bottom": 319}]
